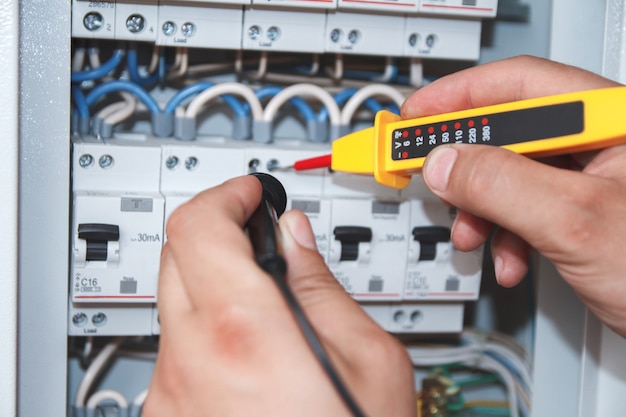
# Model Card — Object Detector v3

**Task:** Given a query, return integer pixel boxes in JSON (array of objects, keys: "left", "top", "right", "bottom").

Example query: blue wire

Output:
[
  {"left": 317, "top": 88, "right": 395, "bottom": 122},
  {"left": 85, "top": 80, "right": 161, "bottom": 115},
  {"left": 72, "top": 86, "right": 89, "bottom": 119},
  {"left": 71, "top": 50, "right": 125, "bottom": 83},
  {"left": 127, "top": 47, "right": 160, "bottom": 87},
  {"left": 243, "top": 86, "right": 315, "bottom": 121},
  {"left": 164, "top": 82, "right": 247, "bottom": 117}
]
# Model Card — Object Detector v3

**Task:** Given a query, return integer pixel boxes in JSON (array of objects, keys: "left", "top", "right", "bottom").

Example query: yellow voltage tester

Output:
[{"left": 292, "top": 86, "right": 626, "bottom": 189}]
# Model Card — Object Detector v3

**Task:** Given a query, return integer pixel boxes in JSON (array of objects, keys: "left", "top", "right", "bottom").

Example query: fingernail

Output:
[
  {"left": 280, "top": 212, "right": 318, "bottom": 251},
  {"left": 424, "top": 147, "right": 458, "bottom": 192},
  {"left": 494, "top": 255, "right": 503, "bottom": 285}
]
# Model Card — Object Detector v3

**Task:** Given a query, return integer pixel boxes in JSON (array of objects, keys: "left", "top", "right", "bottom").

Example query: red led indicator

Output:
[
  {"left": 428, "top": 126, "right": 435, "bottom": 134},
  {"left": 402, "top": 151, "right": 408, "bottom": 159},
  {"left": 415, "top": 128, "right": 422, "bottom": 136},
  {"left": 402, "top": 130, "right": 408, "bottom": 138},
  {"left": 454, "top": 122, "right": 461, "bottom": 130},
  {"left": 441, "top": 124, "right": 448, "bottom": 132},
  {"left": 468, "top": 120, "right": 475, "bottom": 128},
  {"left": 481, "top": 117, "right": 489, "bottom": 126}
]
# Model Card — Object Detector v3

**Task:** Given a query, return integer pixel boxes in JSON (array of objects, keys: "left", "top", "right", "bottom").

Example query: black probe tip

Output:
[{"left": 250, "top": 173, "right": 287, "bottom": 217}]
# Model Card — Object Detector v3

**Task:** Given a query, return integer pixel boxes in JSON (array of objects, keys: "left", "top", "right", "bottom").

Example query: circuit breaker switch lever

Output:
[
  {"left": 78, "top": 223, "right": 120, "bottom": 262},
  {"left": 412, "top": 226, "right": 450, "bottom": 261},
  {"left": 333, "top": 226, "right": 373, "bottom": 262}
]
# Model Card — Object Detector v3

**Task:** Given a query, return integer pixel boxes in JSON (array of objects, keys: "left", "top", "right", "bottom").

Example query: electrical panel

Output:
[
  {"left": 64, "top": 0, "right": 500, "bottom": 415},
  {"left": 69, "top": 135, "right": 483, "bottom": 335}
]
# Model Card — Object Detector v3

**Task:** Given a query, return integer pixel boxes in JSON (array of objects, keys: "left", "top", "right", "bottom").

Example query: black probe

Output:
[{"left": 246, "top": 173, "right": 367, "bottom": 417}]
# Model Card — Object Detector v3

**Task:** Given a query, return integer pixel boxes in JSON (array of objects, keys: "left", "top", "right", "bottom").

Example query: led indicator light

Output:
[
  {"left": 402, "top": 130, "right": 408, "bottom": 138},
  {"left": 441, "top": 124, "right": 448, "bottom": 132},
  {"left": 468, "top": 120, "right": 475, "bottom": 128},
  {"left": 428, "top": 126, "right": 435, "bottom": 134},
  {"left": 402, "top": 151, "right": 408, "bottom": 159},
  {"left": 482, "top": 117, "right": 489, "bottom": 125},
  {"left": 415, "top": 128, "right": 422, "bottom": 136},
  {"left": 454, "top": 122, "right": 461, "bottom": 130}
]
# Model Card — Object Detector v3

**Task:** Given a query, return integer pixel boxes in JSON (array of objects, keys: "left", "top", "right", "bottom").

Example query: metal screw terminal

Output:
[
  {"left": 126, "top": 14, "right": 145, "bottom": 33},
  {"left": 162, "top": 21, "right": 177, "bottom": 37},
  {"left": 248, "top": 25, "right": 261, "bottom": 40},
  {"left": 330, "top": 29, "right": 342, "bottom": 43},
  {"left": 266, "top": 159, "right": 281, "bottom": 171},
  {"left": 83, "top": 12, "right": 104, "bottom": 32},
  {"left": 248, "top": 158, "right": 260, "bottom": 173},
  {"left": 79, "top": 154, "right": 94, "bottom": 168},
  {"left": 165, "top": 155, "right": 179, "bottom": 170},
  {"left": 92, "top": 312, "right": 107, "bottom": 327},
  {"left": 181, "top": 22, "right": 196, "bottom": 37},
  {"left": 185, "top": 156, "right": 198, "bottom": 171},
  {"left": 426, "top": 34, "right": 436, "bottom": 48},
  {"left": 99, "top": 154, "right": 114, "bottom": 169},
  {"left": 267, "top": 26, "right": 280, "bottom": 42},
  {"left": 72, "top": 313, "right": 88, "bottom": 327},
  {"left": 348, "top": 30, "right": 360, "bottom": 44},
  {"left": 408, "top": 33, "right": 418, "bottom": 47}
]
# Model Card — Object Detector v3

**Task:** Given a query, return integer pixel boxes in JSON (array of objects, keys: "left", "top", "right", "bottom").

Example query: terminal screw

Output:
[
  {"left": 248, "top": 25, "right": 261, "bottom": 40},
  {"left": 185, "top": 156, "right": 198, "bottom": 171},
  {"left": 408, "top": 33, "right": 418, "bottom": 47},
  {"left": 78, "top": 154, "right": 94, "bottom": 168},
  {"left": 330, "top": 29, "right": 342, "bottom": 43},
  {"left": 99, "top": 154, "right": 114, "bottom": 169},
  {"left": 83, "top": 12, "right": 104, "bottom": 32},
  {"left": 126, "top": 14, "right": 145, "bottom": 33},
  {"left": 267, "top": 26, "right": 280, "bottom": 41},
  {"left": 348, "top": 30, "right": 360, "bottom": 44},
  {"left": 72, "top": 313, "right": 88, "bottom": 327},
  {"left": 162, "top": 21, "right": 176, "bottom": 37},
  {"left": 166, "top": 156, "right": 179, "bottom": 170},
  {"left": 92, "top": 312, "right": 107, "bottom": 327},
  {"left": 181, "top": 22, "right": 196, "bottom": 37}
]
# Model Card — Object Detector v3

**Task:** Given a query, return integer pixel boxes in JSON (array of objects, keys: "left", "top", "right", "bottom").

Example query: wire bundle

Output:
[{"left": 408, "top": 329, "right": 532, "bottom": 417}]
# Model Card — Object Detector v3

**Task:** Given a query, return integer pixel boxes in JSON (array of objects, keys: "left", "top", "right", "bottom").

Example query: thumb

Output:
[{"left": 421, "top": 144, "right": 603, "bottom": 260}]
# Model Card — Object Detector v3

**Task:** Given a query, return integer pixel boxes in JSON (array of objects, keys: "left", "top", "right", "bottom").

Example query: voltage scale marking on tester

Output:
[{"left": 291, "top": 86, "right": 626, "bottom": 188}]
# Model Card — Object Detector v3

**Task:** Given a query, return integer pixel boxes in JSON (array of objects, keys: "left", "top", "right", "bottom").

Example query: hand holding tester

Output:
[{"left": 293, "top": 86, "right": 626, "bottom": 189}]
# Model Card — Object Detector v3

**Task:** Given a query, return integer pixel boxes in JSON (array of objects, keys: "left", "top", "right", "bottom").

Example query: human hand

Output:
[
  {"left": 402, "top": 55, "right": 626, "bottom": 337},
  {"left": 142, "top": 176, "right": 415, "bottom": 417}
]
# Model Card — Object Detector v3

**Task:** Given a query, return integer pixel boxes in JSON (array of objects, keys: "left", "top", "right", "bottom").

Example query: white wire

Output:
[
  {"left": 148, "top": 45, "right": 161, "bottom": 74},
  {"left": 409, "top": 58, "right": 424, "bottom": 88},
  {"left": 185, "top": 82, "right": 263, "bottom": 120},
  {"left": 129, "top": 388, "right": 149, "bottom": 417},
  {"left": 465, "top": 355, "right": 519, "bottom": 417},
  {"left": 73, "top": 47, "right": 86, "bottom": 72},
  {"left": 371, "top": 56, "right": 395, "bottom": 83},
  {"left": 340, "top": 84, "right": 406, "bottom": 125},
  {"left": 325, "top": 53, "right": 343, "bottom": 81},
  {"left": 75, "top": 337, "right": 125, "bottom": 408},
  {"left": 262, "top": 83, "right": 341, "bottom": 125},
  {"left": 104, "top": 96, "right": 138, "bottom": 127},
  {"left": 486, "top": 342, "right": 533, "bottom": 394},
  {"left": 247, "top": 50, "right": 268, "bottom": 81},
  {"left": 88, "top": 47, "right": 101, "bottom": 69},
  {"left": 168, "top": 47, "right": 189, "bottom": 79},
  {"left": 86, "top": 389, "right": 129, "bottom": 411},
  {"left": 302, "top": 53, "right": 320, "bottom": 76}
]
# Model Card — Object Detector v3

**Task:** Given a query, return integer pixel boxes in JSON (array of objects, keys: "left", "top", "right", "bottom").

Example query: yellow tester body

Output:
[{"left": 327, "top": 86, "right": 626, "bottom": 189}]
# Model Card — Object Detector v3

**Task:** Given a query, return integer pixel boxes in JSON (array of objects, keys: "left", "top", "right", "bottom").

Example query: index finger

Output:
[{"left": 401, "top": 55, "right": 619, "bottom": 119}]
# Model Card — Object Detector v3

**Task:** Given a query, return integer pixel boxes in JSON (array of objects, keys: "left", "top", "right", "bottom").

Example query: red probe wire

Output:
[{"left": 293, "top": 154, "right": 332, "bottom": 171}]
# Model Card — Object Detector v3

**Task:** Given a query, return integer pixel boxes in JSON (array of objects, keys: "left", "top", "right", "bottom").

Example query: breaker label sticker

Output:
[{"left": 74, "top": 273, "right": 102, "bottom": 294}]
